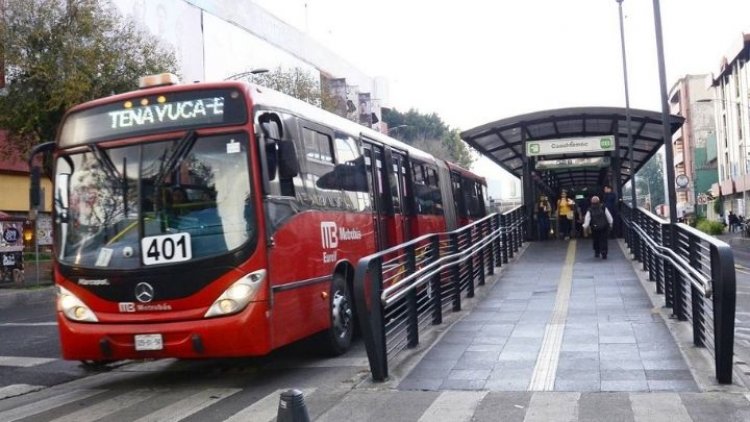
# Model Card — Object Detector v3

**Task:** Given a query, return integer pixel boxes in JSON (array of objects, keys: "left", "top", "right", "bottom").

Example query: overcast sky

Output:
[{"left": 255, "top": 0, "right": 750, "bottom": 196}]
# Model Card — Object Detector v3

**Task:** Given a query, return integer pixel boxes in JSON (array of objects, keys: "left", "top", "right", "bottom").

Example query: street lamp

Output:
[
  {"left": 386, "top": 124, "right": 409, "bottom": 137},
  {"left": 615, "top": 0, "right": 638, "bottom": 212},
  {"left": 224, "top": 68, "right": 270, "bottom": 81},
  {"left": 652, "top": 0, "right": 678, "bottom": 224}
]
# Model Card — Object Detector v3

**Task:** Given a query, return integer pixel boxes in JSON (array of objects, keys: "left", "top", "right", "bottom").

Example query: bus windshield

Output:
[{"left": 54, "top": 133, "right": 254, "bottom": 269}]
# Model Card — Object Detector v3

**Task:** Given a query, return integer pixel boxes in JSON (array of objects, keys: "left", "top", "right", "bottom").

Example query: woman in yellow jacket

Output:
[{"left": 557, "top": 190, "right": 575, "bottom": 240}]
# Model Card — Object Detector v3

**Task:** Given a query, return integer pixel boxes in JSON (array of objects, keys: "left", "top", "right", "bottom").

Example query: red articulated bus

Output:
[{"left": 29, "top": 73, "right": 487, "bottom": 362}]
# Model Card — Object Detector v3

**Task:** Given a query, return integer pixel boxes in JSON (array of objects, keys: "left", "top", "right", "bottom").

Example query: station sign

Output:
[
  {"left": 526, "top": 135, "right": 615, "bottom": 157},
  {"left": 535, "top": 156, "right": 611, "bottom": 170}
]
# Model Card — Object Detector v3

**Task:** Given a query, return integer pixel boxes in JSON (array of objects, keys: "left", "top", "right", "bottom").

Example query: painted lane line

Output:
[
  {"left": 0, "top": 356, "right": 57, "bottom": 367},
  {"left": 49, "top": 388, "right": 163, "bottom": 422},
  {"left": 0, "top": 322, "right": 57, "bottom": 327},
  {"left": 528, "top": 240, "right": 576, "bottom": 391},
  {"left": 133, "top": 388, "right": 241, "bottom": 422},
  {"left": 418, "top": 391, "right": 488, "bottom": 422},
  {"left": 0, "top": 384, "right": 45, "bottom": 400},
  {"left": 0, "top": 389, "right": 106, "bottom": 422}
]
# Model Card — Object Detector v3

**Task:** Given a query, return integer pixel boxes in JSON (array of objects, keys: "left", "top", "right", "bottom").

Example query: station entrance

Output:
[{"left": 461, "top": 107, "right": 684, "bottom": 240}]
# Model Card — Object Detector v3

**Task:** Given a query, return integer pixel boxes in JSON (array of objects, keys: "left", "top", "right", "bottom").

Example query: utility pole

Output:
[
  {"left": 652, "top": 0, "right": 678, "bottom": 223},
  {"left": 616, "top": 0, "right": 637, "bottom": 211}
]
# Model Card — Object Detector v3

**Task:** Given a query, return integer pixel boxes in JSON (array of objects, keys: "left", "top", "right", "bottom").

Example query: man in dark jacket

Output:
[{"left": 583, "top": 196, "right": 614, "bottom": 259}]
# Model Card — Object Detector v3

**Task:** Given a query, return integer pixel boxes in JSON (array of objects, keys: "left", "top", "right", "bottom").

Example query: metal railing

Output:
[
  {"left": 353, "top": 206, "right": 526, "bottom": 381},
  {"left": 622, "top": 205, "right": 736, "bottom": 384}
]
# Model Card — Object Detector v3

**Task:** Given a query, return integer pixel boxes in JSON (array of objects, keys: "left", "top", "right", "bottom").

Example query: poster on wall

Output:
[
  {"left": 0, "top": 221, "right": 24, "bottom": 252},
  {"left": 36, "top": 214, "right": 53, "bottom": 246}
]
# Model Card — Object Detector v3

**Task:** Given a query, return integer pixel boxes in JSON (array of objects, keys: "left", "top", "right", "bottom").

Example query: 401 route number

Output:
[{"left": 141, "top": 233, "right": 192, "bottom": 265}]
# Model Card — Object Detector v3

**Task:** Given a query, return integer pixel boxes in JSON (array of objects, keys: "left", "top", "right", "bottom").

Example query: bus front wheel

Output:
[{"left": 320, "top": 274, "right": 353, "bottom": 356}]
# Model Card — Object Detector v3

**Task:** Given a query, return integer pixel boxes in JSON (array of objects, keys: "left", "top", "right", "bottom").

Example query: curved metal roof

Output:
[{"left": 461, "top": 107, "right": 684, "bottom": 190}]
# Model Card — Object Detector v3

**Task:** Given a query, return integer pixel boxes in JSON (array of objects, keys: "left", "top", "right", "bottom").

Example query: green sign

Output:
[{"left": 526, "top": 135, "right": 616, "bottom": 157}]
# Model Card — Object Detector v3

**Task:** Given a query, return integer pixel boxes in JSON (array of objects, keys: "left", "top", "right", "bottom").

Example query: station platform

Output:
[{"left": 397, "top": 239, "right": 707, "bottom": 393}]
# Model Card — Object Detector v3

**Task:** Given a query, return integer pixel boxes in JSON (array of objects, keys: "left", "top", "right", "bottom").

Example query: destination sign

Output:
[
  {"left": 526, "top": 135, "right": 615, "bottom": 157},
  {"left": 59, "top": 89, "right": 247, "bottom": 147},
  {"left": 107, "top": 97, "right": 225, "bottom": 130}
]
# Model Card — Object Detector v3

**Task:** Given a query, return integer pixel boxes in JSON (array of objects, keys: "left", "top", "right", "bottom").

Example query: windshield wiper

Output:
[
  {"left": 154, "top": 130, "right": 198, "bottom": 187},
  {"left": 88, "top": 144, "right": 121, "bottom": 182}
]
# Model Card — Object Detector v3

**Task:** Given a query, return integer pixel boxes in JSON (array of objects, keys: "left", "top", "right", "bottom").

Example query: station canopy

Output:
[{"left": 461, "top": 107, "right": 684, "bottom": 191}]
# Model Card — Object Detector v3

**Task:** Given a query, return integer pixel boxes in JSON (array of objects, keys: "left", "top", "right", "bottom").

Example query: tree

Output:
[
  {"left": 635, "top": 153, "right": 665, "bottom": 211},
  {"left": 0, "top": 0, "right": 177, "bottom": 160},
  {"left": 382, "top": 107, "right": 474, "bottom": 169},
  {"left": 247, "top": 66, "right": 327, "bottom": 109}
]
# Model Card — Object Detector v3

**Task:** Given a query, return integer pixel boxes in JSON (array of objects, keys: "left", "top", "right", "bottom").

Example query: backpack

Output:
[{"left": 590, "top": 206, "right": 608, "bottom": 230}]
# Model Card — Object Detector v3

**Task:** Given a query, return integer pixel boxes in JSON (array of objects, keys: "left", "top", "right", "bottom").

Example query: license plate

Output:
[{"left": 134, "top": 334, "right": 163, "bottom": 351}]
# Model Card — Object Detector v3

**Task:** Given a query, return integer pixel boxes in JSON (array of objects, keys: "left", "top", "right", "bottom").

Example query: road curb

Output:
[{"left": 0, "top": 286, "right": 55, "bottom": 310}]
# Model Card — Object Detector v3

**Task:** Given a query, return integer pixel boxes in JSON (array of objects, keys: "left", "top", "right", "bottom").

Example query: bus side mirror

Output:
[{"left": 277, "top": 140, "right": 299, "bottom": 179}]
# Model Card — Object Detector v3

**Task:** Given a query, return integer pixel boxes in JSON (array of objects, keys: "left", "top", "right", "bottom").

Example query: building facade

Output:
[
  {"left": 710, "top": 33, "right": 750, "bottom": 218},
  {"left": 667, "top": 75, "right": 718, "bottom": 219}
]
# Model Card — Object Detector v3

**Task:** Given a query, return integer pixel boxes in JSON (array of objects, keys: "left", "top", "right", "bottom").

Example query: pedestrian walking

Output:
[
  {"left": 557, "top": 190, "right": 575, "bottom": 240},
  {"left": 537, "top": 195, "right": 551, "bottom": 240},
  {"left": 582, "top": 196, "right": 613, "bottom": 259}
]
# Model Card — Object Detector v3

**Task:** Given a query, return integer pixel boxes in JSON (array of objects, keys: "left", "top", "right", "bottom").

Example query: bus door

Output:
[
  {"left": 451, "top": 171, "right": 469, "bottom": 226},
  {"left": 387, "top": 149, "right": 411, "bottom": 246},
  {"left": 362, "top": 140, "right": 389, "bottom": 251}
]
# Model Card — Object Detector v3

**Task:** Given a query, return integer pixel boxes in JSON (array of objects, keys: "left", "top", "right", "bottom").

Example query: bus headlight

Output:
[
  {"left": 205, "top": 269, "right": 266, "bottom": 318},
  {"left": 57, "top": 286, "right": 98, "bottom": 322}
]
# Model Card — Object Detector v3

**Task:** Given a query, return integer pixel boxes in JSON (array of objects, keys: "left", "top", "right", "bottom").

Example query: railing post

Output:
[
  {"left": 691, "top": 284, "right": 705, "bottom": 347},
  {"left": 405, "top": 243, "right": 419, "bottom": 348},
  {"left": 484, "top": 219, "right": 494, "bottom": 277},
  {"left": 451, "top": 233, "right": 461, "bottom": 312},
  {"left": 354, "top": 259, "right": 388, "bottom": 381},
  {"left": 711, "top": 245, "right": 736, "bottom": 384},
  {"left": 671, "top": 226, "right": 687, "bottom": 321},
  {"left": 493, "top": 214, "right": 502, "bottom": 268},
  {"left": 508, "top": 216, "right": 516, "bottom": 260},
  {"left": 466, "top": 231, "right": 475, "bottom": 298},
  {"left": 500, "top": 214, "right": 508, "bottom": 264},
  {"left": 659, "top": 224, "right": 669, "bottom": 297},
  {"left": 430, "top": 236, "right": 442, "bottom": 325}
]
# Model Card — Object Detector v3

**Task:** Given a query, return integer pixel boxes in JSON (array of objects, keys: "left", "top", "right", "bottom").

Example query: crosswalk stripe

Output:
[
  {"left": 0, "top": 389, "right": 105, "bottom": 422},
  {"left": 0, "top": 356, "right": 57, "bottom": 367},
  {"left": 418, "top": 391, "right": 487, "bottom": 422},
  {"left": 49, "top": 388, "right": 163, "bottom": 422},
  {"left": 133, "top": 388, "right": 241, "bottom": 422},
  {"left": 523, "top": 392, "right": 580, "bottom": 422},
  {"left": 630, "top": 393, "right": 691, "bottom": 422},
  {"left": 223, "top": 388, "right": 316, "bottom": 422},
  {"left": 0, "top": 384, "right": 45, "bottom": 400}
]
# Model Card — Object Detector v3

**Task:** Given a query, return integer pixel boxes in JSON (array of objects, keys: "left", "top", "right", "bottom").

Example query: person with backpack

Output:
[{"left": 582, "top": 195, "right": 614, "bottom": 259}]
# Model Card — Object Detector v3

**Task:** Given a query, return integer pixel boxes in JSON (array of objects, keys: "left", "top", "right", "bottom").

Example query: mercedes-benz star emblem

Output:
[{"left": 135, "top": 282, "right": 155, "bottom": 303}]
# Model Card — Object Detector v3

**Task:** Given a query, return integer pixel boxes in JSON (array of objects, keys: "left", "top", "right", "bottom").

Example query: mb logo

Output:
[{"left": 321, "top": 222, "right": 338, "bottom": 249}]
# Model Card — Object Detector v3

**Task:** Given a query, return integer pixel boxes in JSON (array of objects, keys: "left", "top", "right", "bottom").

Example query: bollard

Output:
[{"left": 277, "top": 389, "right": 310, "bottom": 422}]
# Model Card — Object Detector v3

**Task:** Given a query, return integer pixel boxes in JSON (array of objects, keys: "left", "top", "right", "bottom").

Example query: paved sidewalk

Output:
[{"left": 398, "top": 239, "right": 706, "bottom": 392}]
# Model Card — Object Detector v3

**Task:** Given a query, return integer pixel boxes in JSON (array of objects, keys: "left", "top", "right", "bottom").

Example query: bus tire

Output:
[{"left": 321, "top": 274, "right": 354, "bottom": 356}]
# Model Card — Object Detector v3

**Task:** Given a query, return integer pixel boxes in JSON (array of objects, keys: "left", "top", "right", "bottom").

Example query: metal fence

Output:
[
  {"left": 621, "top": 205, "right": 736, "bottom": 384},
  {"left": 353, "top": 206, "right": 526, "bottom": 381}
]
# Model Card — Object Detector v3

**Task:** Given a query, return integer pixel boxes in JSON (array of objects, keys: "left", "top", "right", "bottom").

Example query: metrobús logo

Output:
[
  {"left": 320, "top": 222, "right": 364, "bottom": 249},
  {"left": 320, "top": 222, "right": 363, "bottom": 263},
  {"left": 118, "top": 302, "right": 173, "bottom": 313}
]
